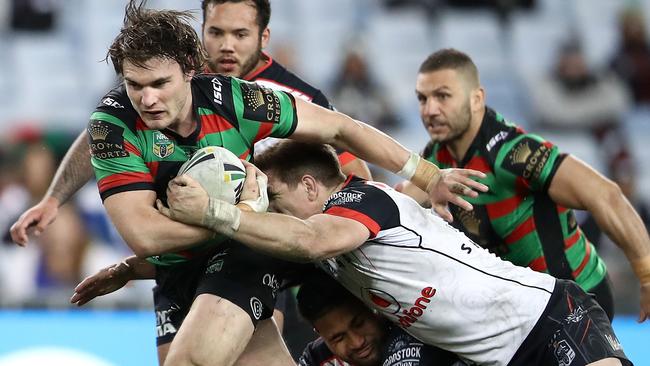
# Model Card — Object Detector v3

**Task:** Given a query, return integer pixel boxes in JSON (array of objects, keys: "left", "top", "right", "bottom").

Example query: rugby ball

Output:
[{"left": 177, "top": 146, "right": 246, "bottom": 204}]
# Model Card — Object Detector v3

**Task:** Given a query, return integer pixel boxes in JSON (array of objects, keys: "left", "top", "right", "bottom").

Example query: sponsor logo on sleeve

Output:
[
  {"left": 324, "top": 190, "right": 365, "bottom": 209},
  {"left": 211, "top": 77, "right": 223, "bottom": 105},
  {"left": 486, "top": 131, "right": 509, "bottom": 151},
  {"left": 152, "top": 131, "right": 175, "bottom": 159},
  {"left": 88, "top": 120, "right": 129, "bottom": 159},
  {"left": 503, "top": 138, "right": 551, "bottom": 181},
  {"left": 241, "top": 82, "right": 281, "bottom": 123},
  {"left": 101, "top": 97, "right": 124, "bottom": 109}
]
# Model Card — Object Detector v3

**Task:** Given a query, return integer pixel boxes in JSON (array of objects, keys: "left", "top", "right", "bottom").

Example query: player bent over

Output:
[{"left": 160, "top": 141, "right": 632, "bottom": 366}]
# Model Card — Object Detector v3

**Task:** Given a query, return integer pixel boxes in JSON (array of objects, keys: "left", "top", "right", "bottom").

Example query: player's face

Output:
[
  {"left": 123, "top": 58, "right": 193, "bottom": 131},
  {"left": 202, "top": 2, "right": 270, "bottom": 77},
  {"left": 315, "top": 303, "right": 385, "bottom": 366},
  {"left": 416, "top": 69, "right": 473, "bottom": 144},
  {"left": 267, "top": 176, "right": 320, "bottom": 220}
]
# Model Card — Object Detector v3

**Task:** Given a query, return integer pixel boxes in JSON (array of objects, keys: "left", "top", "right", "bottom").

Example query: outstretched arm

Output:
[
  {"left": 158, "top": 174, "right": 370, "bottom": 262},
  {"left": 70, "top": 255, "right": 155, "bottom": 306},
  {"left": 291, "top": 98, "right": 486, "bottom": 221},
  {"left": 549, "top": 155, "right": 650, "bottom": 322},
  {"left": 10, "top": 130, "right": 94, "bottom": 246}
]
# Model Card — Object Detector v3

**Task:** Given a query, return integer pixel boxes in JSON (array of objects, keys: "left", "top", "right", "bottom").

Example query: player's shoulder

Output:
[
  {"left": 191, "top": 73, "right": 238, "bottom": 114},
  {"left": 325, "top": 177, "right": 395, "bottom": 209},
  {"left": 257, "top": 59, "right": 320, "bottom": 94},
  {"left": 298, "top": 337, "right": 349, "bottom": 366},
  {"left": 92, "top": 84, "right": 138, "bottom": 128},
  {"left": 254, "top": 58, "right": 332, "bottom": 108}
]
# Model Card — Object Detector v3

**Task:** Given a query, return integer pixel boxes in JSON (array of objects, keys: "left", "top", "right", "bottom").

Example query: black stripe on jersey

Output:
[
  {"left": 94, "top": 84, "right": 140, "bottom": 135},
  {"left": 368, "top": 224, "right": 554, "bottom": 295},
  {"left": 533, "top": 193, "right": 573, "bottom": 280},
  {"left": 542, "top": 152, "right": 568, "bottom": 192},
  {"left": 192, "top": 74, "right": 238, "bottom": 130},
  {"left": 324, "top": 179, "right": 400, "bottom": 233},
  {"left": 100, "top": 182, "right": 154, "bottom": 202}
]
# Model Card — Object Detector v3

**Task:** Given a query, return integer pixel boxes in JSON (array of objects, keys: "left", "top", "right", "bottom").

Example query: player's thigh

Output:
[
  {"left": 235, "top": 318, "right": 295, "bottom": 366},
  {"left": 586, "top": 358, "right": 623, "bottom": 366},
  {"left": 165, "top": 293, "right": 255, "bottom": 366},
  {"left": 157, "top": 343, "right": 171, "bottom": 366}
]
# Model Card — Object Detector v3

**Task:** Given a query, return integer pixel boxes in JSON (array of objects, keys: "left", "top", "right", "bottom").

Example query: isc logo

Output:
[{"left": 102, "top": 97, "right": 124, "bottom": 109}]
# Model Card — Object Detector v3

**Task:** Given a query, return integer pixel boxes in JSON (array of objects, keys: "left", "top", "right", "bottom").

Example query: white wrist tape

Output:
[
  {"left": 203, "top": 197, "right": 242, "bottom": 236},
  {"left": 240, "top": 175, "right": 269, "bottom": 213},
  {"left": 396, "top": 151, "right": 421, "bottom": 180}
]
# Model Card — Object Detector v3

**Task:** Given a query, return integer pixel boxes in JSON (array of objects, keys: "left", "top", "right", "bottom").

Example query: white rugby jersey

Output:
[{"left": 319, "top": 177, "right": 557, "bottom": 366}]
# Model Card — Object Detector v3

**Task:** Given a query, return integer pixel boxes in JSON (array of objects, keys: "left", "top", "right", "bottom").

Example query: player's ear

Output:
[
  {"left": 302, "top": 175, "right": 318, "bottom": 200},
  {"left": 471, "top": 86, "right": 485, "bottom": 113},
  {"left": 184, "top": 69, "right": 196, "bottom": 82},
  {"left": 260, "top": 27, "right": 270, "bottom": 49}
]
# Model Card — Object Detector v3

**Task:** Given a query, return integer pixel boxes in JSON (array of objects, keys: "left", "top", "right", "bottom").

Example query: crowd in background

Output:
[{"left": 0, "top": 0, "right": 649, "bottom": 321}]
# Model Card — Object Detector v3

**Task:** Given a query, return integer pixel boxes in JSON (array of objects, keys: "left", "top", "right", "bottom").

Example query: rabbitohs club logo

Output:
[{"left": 153, "top": 131, "right": 175, "bottom": 158}]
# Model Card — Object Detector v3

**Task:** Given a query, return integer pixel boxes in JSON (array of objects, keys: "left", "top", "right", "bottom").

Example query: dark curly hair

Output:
[{"left": 107, "top": 0, "right": 208, "bottom": 76}]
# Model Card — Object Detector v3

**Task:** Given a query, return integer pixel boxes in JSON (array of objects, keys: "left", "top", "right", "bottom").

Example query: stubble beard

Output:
[
  {"left": 432, "top": 100, "right": 472, "bottom": 145},
  {"left": 238, "top": 41, "right": 263, "bottom": 78}
]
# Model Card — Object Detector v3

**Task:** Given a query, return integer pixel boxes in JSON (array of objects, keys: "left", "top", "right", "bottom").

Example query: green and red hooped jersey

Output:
[
  {"left": 86, "top": 74, "right": 298, "bottom": 266},
  {"left": 422, "top": 107, "right": 606, "bottom": 291}
]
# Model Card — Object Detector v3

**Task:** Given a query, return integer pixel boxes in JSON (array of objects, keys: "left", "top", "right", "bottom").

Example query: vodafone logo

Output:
[{"left": 362, "top": 288, "right": 401, "bottom": 314}]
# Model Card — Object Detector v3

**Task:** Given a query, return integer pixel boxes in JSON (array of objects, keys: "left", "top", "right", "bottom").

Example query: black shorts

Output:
[
  {"left": 153, "top": 241, "right": 293, "bottom": 346},
  {"left": 508, "top": 279, "right": 632, "bottom": 366}
]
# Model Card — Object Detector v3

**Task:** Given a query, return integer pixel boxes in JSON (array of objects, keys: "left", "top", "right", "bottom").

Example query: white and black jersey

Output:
[{"left": 319, "top": 176, "right": 557, "bottom": 366}]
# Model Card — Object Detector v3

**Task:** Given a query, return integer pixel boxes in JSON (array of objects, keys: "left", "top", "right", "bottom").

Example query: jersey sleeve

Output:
[
  {"left": 229, "top": 77, "right": 298, "bottom": 145},
  {"left": 298, "top": 339, "right": 350, "bottom": 366},
  {"left": 311, "top": 90, "right": 334, "bottom": 111},
  {"left": 323, "top": 181, "right": 400, "bottom": 238},
  {"left": 495, "top": 133, "right": 566, "bottom": 192},
  {"left": 87, "top": 94, "right": 153, "bottom": 201}
]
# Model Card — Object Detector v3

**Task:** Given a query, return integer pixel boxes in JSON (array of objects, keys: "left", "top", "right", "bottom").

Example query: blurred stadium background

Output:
[{"left": 0, "top": 0, "right": 649, "bottom": 364}]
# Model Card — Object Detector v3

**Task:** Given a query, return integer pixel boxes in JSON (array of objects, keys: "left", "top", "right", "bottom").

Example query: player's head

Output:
[
  {"left": 416, "top": 48, "right": 485, "bottom": 144},
  {"left": 255, "top": 141, "right": 345, "bottom": 219},
  {"left": 201, "top": 0, "right": 271, "bottom": 77},
  {"left": 297, "top": 271, "right": 387, "bottom": 366},
  {"left": 108, "top": 0, "right": 207, "bottom": 130}
]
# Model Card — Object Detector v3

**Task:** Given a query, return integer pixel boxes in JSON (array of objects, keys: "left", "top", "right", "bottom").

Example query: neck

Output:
[
  {"left": 170, "top": 85, "right": 196, "bottom": 137},
  {"left": 447, "top": 107, "right": 485, "bottom": 162},
  {"left": 243, "top": 52, "right": 270, "bottom": 80}
]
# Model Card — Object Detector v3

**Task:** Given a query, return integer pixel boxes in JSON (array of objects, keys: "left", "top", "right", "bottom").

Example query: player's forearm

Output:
[
  {"left": 128, "top": 219, "right": 213, "bottom": 258},
  {"left": 590, "top": 184, "right": 650, "bottom": 283},
  {"left": 107, "top": 197, "right": 214, "bottom": 258},
  {"left": 123, "top": 255, "right": 156, "bottom": 279},
  {"left": 46, "top": 130, "right": 94, "bottom": 205},
  {"left": 234, "top": 211, "right": 318, "bottom": 263},
  {"left": 333, "top": 116, "right": 410, "bottom": 174}
]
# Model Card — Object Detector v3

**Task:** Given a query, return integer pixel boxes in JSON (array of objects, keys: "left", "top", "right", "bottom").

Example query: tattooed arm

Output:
[{"left": 10, "top": 130, "right": 94, "bottom": 246}]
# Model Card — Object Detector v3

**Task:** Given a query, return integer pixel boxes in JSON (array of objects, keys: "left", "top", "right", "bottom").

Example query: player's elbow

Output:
[
  {"left": 599, "top": 179, "right": 625, "bottom": 206},
  {"left": 586, "top": 178, "right": 625, "bottom": 214},
  {"left": 130, "top": 240, "right": 158, "bottom": 259}
]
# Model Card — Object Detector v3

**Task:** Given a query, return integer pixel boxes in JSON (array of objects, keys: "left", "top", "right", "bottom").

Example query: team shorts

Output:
[
  {"left": 153, "top": 241, "right": 293, "bottom": 346},
  {"left": 508, "top": 279, "right": 632, "bottom": 366}
]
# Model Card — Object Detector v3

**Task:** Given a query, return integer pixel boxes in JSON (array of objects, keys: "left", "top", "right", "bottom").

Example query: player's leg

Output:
[
  {"left": 165, "top": 244, "right": 292, "bottom": 366},
  {"left": 158, "top": 343, "right": 171, "bottom": 366},
  {"left": 164, "top": 294, "right": 255, "bottom": 366},
  {"left": 586, "top": 275, "right": 615, "bottom": 321},
  {"left": 541, "top": 281, "right": 631, "bottom": 366},
  {"left": 586, "top": 359, "right": 623, "bottom": 366},
  {"left": 235, "top": 317, "right": 295, "bottom": 366}
]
